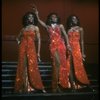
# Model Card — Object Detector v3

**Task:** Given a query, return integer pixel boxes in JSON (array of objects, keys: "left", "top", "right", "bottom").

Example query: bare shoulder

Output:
[
  {"left": 79, "top": 27, "right": 83, "bottom": 31},
  {"left": 60, "top": 24, "right": 65, "bottom": 30},
  {"left": 79, "top": 27, "right": 84, "bottom": 36},
  {"left": 34, "top": 26, "right": 39, "bottom": 30},
  {"left": 30, "top": 25, "right": 39, "bottom": 31},
  {"left": 60, "top": 24, "right": 64, "bottom": 28},
  {"left": 34, "top": 26, "right": 40, "bottom": 32}
]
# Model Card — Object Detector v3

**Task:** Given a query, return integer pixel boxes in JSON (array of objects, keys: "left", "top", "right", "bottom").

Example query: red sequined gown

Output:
[
  {"left": 48, "top": 26, "right": 69, "bottom": 89},
  {"left": 67, "top": 30, "right": 90, "bottom": 84},
  {"left": 15, "top": 30, "right": 44, "bottom": 92}
]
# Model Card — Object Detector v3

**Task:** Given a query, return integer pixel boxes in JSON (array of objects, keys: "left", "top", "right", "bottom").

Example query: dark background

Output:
[{"left": 2, "top": 0, "right": 99, "bottom": 65}]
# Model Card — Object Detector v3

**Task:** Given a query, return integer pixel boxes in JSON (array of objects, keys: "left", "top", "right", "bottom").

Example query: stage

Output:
[
  {"left": 2, "top": 90, "right": 98, "bottom": 100},
  {"left": 2, "top": 62, "right": 99, "bottom": 100}
]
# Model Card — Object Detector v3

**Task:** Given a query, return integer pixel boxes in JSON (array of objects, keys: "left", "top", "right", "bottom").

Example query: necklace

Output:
[{"left": 51, "top": 24, "right": 57, "bottom": 29}]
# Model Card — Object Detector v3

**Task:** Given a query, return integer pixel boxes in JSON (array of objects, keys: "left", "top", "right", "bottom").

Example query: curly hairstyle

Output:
[
  {"left": 22, "top": 12, "right": 38, "bottom": 27},
  {"left": 66, "top": 15, "right": 80, "bottom": 30},
  {"left": 46, "top": 12, "right": 61, "bottom": 26}
]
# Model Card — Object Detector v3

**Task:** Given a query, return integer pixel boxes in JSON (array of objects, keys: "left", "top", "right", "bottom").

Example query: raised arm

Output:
[{"left": 33, "top": 8, "right": 47, "bottom": 29}]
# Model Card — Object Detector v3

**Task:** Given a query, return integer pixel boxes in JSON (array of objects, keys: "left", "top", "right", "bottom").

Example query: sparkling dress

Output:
[
  {"left": 15, "top": 29, "right": 44, "bottom": 92},
  {"left": 67, "top": 30, "right": 90, "bottom": 84},
  {"left": 48, "top": 26, "right": 69, "bottom": 89}
]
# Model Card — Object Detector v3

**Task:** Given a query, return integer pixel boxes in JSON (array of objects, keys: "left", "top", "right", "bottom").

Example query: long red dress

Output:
[
  {"left": 15, "top": 30, "right": 44, "bottom": 92},
  {"left": 67, "top": 30, "right": 90, "bottom": 84},
  {"left": 48, "top": 26, "right": 69, "bottom": 89}
]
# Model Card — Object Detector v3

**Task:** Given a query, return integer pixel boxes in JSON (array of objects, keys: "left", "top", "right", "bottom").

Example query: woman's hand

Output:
[
  {"left": 16, "top": 38, "right": 21, "bottom": 45},
  {"left": 34, "top": 8, "right": 38, "bottom": 16},
  {"left": 67, "top": 44, "right": 72, "bottom": 53},
  {"left": 31, "top": 4, "right": 38, "bottom": 15},
  {"left": 37, "top": 53, "right": 41, "bottom": 62},
  {"left": 82, "top": 53, "right": 86, "bottom": 61},
  {"left": 32, "top": 6, "right": 36, "bottom": 12}
]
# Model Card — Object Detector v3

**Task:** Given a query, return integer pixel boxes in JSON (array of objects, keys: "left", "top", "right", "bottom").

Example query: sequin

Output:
[
  {"left": 67, "top": 31, "right": 90, "bottom": 84},
  {"left": 15, "top": 30, "right": 44, "bottom": 92},
  {"left": 48, "top": 26, "right": 69, "bottom": 89}
]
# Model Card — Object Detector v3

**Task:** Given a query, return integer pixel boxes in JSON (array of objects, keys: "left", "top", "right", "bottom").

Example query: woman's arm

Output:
[
  {"left": 16, "top": 30, "right": 23, "bottom": 45},
  {"left": 35, "top": 26, "right": 41, "bottom": 62},
  {"left": 60, "top": 24, "right": 71, "bottom": 51},
  {"left": 80, "top": 27, "right": 86, "bottom": 61},
  {"left": 34, "top": 8, "right": 47, "bottom": 29}
]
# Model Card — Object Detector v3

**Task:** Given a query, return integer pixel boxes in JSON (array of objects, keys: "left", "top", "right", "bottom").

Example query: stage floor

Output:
[{"left": 2, "top": 87, "right": 99, "bottom": 100}]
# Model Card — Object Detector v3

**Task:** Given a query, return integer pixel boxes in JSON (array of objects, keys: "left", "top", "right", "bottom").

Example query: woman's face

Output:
[
  {"left": 51, "top": 14, "right": 58, "bottom": 23},
  {"left": 28, "top": 14, "right": 34, "bottom": 23},
  {"left": 72, "top": 16, "right": 78, "bottom": 24}
]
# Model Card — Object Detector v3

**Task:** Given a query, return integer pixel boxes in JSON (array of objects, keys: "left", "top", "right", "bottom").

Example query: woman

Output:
[
  {"left": 15, "top": 12, "right": 46, "bottom": 93},
  {"left": 66, "top": 15, "right": 90, "bottom": 90},
  {"left": 34, "top": 8, "right": 71, "bottom": 92}
]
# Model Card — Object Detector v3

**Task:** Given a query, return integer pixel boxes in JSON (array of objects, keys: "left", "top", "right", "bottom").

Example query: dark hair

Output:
[
  {"left": 46, "top": 12, "right": 61, "bottom": 26},
  {"left": 66, "top": 15, "right": 80, "bottom": 30},
  {"left": 22, "top": 12, "right": 38, "bottom": 27}
]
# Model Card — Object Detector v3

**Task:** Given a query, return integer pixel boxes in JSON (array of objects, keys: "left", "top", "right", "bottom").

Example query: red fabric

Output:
[
  {"left": 15, "top": 30, "right": 44, "bottom": 92},
  {"left": 48, "top": 26, "right": 69, "bottom": 88},
  {"left": 68, "top": 31, "right": 90, "bottom": 84}
]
